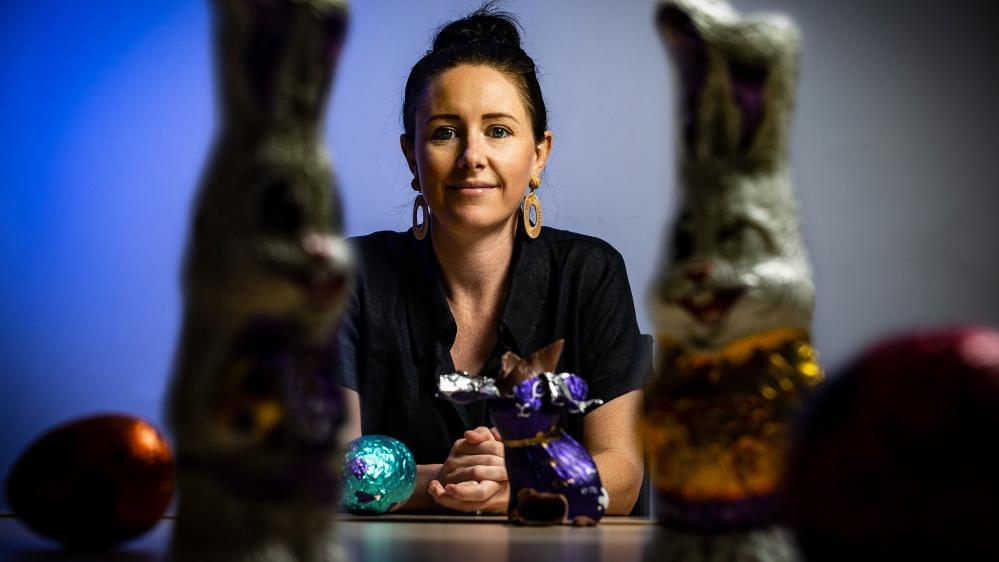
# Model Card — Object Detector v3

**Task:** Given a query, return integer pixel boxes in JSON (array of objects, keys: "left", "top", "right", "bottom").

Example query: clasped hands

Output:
[{"left": 428, "top": 426, "right": 509, "bottom": 514}]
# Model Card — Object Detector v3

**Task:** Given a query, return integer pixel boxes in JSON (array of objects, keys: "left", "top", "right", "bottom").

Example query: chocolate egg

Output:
[
  {"left": 341, "top": 435, "right": 416, "bottom": 514},
  {"left": 785, "top": 326, "right": 999, "bottom": 559},
  {"left": 6, "top": 414, "right": 174, "bottom": 550}
]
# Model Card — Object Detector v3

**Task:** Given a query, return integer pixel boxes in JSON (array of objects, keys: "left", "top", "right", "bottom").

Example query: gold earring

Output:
[
  {"left": 413, "top": 193, "right": 429, "bottom": 240},
  {"left": 522, "top": 178, "right": 542, "bottom": 239}
]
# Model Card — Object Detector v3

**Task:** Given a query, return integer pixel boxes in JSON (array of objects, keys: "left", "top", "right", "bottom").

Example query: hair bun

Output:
[{"left": 431, "top": 7, "right": 522, "bottom": 52}]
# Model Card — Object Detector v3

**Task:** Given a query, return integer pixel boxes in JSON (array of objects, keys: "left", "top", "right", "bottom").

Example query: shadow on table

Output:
[
  {"left": 345, "top": 519, "right": 652, "bottom": 562},
  {"left": 641, "top": 526, "right": 799, "bottom": 562}
]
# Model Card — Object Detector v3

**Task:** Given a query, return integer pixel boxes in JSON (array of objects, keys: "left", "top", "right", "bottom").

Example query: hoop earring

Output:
[
  {"left": 413, "top": 193, "right": 429, "bottom": 240},
  {"left": 522, "top": 179, "right": 542, "bottom": 239}
]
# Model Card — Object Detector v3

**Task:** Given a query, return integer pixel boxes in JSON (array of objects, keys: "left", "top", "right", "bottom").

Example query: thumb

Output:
[{"left": 464, "top": 426, "right": 494, "bottom": 444}]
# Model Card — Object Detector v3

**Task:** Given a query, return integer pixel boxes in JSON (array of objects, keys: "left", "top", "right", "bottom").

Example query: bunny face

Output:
[
  {"left": 491, "top": 376, "right": 555, "bottom": 441},
  {"left": 187, "top": 137, "right": 352, "bottom": 328},
  {"left": 511, "top": 377, "right": 546, "bottom": 417},
  {"left": 651, "top": 174, "right": 814, "bottom": 351}
]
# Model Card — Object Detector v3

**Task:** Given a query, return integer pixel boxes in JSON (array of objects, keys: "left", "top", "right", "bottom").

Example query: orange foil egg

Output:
[{"left": 5, "top": 414, "right": 174, "bottom": 550}]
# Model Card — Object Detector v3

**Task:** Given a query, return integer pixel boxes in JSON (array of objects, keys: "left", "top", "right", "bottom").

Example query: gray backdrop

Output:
[{"left": 334, "top": 0, "right": 999, "bottom": 373}]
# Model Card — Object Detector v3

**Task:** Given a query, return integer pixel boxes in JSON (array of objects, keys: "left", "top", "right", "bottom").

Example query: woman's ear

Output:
[
  {"left": 533, "top": 131, "right": 554, "bottom": 177},
  {"left": 400, "top": 133, "right": 418, "bottom": 177}
]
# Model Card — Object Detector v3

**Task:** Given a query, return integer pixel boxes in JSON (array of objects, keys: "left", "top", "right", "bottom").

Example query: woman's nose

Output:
[{"left": 457, "top": 136, "right": 487, "bottom": 170}]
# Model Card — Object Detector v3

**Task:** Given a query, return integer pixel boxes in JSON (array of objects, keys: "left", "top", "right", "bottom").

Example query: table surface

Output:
[{"left": 0, "top": 514, "right": 674, "bottom": 562}]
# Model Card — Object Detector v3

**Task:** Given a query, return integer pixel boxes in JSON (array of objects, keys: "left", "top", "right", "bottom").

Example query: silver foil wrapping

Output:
[{"left": 644, "top": 0, "right": 823, "bottom": 556}]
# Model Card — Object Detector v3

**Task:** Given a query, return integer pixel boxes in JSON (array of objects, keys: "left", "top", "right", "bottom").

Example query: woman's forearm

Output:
[
  {"left": 584, "top": 391, "right": 646, "bottom": 515},
  {"left": 593, "top": 449, "right": 643, "bottom": 515},
  {"left": 395, "top": 464, "right": 442, "bottom": 513}
]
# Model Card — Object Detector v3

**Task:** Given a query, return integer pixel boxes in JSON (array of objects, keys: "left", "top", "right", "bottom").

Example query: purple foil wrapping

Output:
[{"left": 439, "top": 372, "right": 608, "bottom": 525}]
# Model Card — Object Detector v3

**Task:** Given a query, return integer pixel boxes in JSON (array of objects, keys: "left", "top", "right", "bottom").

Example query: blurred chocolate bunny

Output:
[
  {"left": 644, "top": 0, "right": 822, "bottom": 555},
  {"left": 167, "top": 1, "right": 351, "bottom": 560}
]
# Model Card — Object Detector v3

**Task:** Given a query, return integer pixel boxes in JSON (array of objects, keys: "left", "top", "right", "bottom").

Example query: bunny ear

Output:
[
  {"left": 657, "top": 0, "right": 739, "bottom": 43},
  {"left": 656, "top": 2, "right": 709, "bottom": 155},
  {"left": 543, "top": 373, "right": 603, "bottom": 414},
  {"left": 216, "top": 0, "right": 349, "bottom": 131},
  {"left": 500, "top": 350, "right": 526, "bottom": 378},
  {"left": 657, "top": 4, "right": 700, "bottom": 45},
  {"left": 531, "top": 339, "right": 564, "bottom": 374},
  {"left": 498, "top": 340, "right": 565, "bottom": 393},
  {"left": 437, "top": 372, "right": 500, "bottom": 404}
]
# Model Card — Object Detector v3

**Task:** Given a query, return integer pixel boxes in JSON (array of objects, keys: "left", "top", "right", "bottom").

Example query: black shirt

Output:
[{"left": 335, "top": 225, "right": 647, "bottom": 466}]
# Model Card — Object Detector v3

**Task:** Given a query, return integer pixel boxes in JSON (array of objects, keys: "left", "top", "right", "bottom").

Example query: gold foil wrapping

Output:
[{"left": 645, "top": 328, "right": 822, "bottom": 501}]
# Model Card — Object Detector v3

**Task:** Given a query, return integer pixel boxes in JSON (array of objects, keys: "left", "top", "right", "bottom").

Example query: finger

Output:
[
  {"left": 441, "top": 454, "right": 503, "bottom": 478},
  {"left": 463, "top": 426, "right": 494, "bottom": 445},
  {"left": 430, "top": 491, "right": 483, "bottom": 513},
  {"left": 453, "top": 439, "right": 504, "bottom": 457},
  {"left": 490, "top": 427, "right": 503, "bottom": 441},
  {"left": 444, "top": 435, "right": 474, "bottom": 466},
  {"left": 442, "top": 454, "right": 506, "bottom": 470},
  {"left": 440, "top": 455, "right": 506, "bottom": 483},
  {"left": 428, "top": 480, "right": 491, "bottom": 513},
  {"left": 430, "top": 482, "right": 510, "bottom": 513},
  {"left": 483, "top": 483, "right": 511, "bottom": 514},
  {"left": 449, "top": 437, "right": 467, "bottom": 455},
  {"left": 428, "top": 480, "right": 446, "bottom": 498},
  {"left": 444, "top": 465, "right": 508, "bottom": 483},
  {"left": 444, "top": 480, "right": 502, "bottom": 502}
]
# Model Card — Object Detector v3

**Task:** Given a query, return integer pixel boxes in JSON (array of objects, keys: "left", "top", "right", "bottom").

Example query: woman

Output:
[{"left": 336, "top": 6, "right": 646, "bottom": 515}]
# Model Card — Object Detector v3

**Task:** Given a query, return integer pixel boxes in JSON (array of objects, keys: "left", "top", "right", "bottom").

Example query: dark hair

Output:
[{"left": 402, "top": 4, "right": 548, "bottom": 143}]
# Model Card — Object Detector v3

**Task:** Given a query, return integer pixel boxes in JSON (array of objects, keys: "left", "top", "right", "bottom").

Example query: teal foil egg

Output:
[{"left": 342, "top": 435, "right": 416, "bottom": 514}]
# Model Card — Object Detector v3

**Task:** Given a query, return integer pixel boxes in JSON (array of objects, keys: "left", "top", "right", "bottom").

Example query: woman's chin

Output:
[{"left": 434, "top": 212, "right": 518, "bottom": 237}]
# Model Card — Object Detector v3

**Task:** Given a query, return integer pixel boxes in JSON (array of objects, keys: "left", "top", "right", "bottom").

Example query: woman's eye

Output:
[
  {"left": 488, "top": 126, "right": 511, "bottom": 139},
  {"left": 431, "top": 127, "right": 456, "bottom": 140}
]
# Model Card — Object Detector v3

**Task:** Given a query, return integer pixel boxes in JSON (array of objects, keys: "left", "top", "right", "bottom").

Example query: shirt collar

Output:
[
  {"left": 404, "top": 233, "right": 455, "bottom": 361},
  {"left": 499, "top": 225, "right": 549, "bottom": 356},
  {"left": 403, "top": 224, "right": 549, "bottom": 361}
]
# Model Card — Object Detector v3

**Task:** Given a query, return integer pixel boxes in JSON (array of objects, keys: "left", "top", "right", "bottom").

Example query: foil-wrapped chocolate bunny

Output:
[
  {"left": 645, "top": 0, "right": 823, "bottom": 543},
  {"left": 167, "top": 1, "right": 351, "bottom": 560},
  {"left": 438, "top": 340, "right": 609, "bottom": 526}
]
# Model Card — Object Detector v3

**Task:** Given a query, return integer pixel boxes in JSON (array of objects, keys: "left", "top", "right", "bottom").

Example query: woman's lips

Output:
[{"left": 447, "top": 182, "right": 497, "bottom": 193}]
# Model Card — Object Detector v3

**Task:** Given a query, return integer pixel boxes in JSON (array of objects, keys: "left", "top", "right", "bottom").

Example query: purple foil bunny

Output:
[{"left": 437, "top": 340, "right": 609, "bottom": 526}]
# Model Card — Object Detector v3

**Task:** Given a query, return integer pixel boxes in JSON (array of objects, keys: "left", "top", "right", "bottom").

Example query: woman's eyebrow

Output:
[
  {"left": 426, "top": 112, "right": 519, "bottom": 124},
  {"left": 426, "top": 113, "right": 461, "bottom": 124},
  {"left": 482, "top": 112, "right": 518, "bottom": 122}
]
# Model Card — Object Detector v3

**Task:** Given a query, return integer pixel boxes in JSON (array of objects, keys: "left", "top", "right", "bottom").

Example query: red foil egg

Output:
[
  {"left": 785, "top": 326, "right": 999, "bottom": 559},
  {"left": 6, "top": 414, "right": 174, "bottom": 550}
]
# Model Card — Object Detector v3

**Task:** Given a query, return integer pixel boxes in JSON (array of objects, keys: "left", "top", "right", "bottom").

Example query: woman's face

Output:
[{"left": 403, "top": 64, "right": 552, "bottom": 238}]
